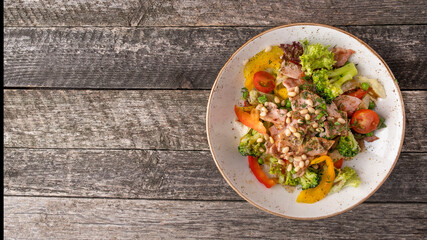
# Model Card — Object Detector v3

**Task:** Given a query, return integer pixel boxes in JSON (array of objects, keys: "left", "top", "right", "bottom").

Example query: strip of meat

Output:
[
  {"left": 334, "top": 95, "right": 362, "bottom": 116},
  {"left": 280, "top": 61, "right": 303, "bottom": 79},
  {"left": 364, "top": 135, "right": 379, "bottom": 142},
  {"left": 332, "top": 47, "right": 355, "bottom": 67},
  {"left": 260, "top": 102, "right": 287, "bottom": 125},
  {"left": 299, "top": 137, "right": 335, "bottom": 157}
]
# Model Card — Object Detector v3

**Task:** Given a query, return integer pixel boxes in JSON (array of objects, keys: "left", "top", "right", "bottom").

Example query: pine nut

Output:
[
  {"left": 338, "top": 117, "right": 346, "bottom": 124},
  {"left": 305, "top": 160, "right": 310, "bottom": 166},
  {"left": 289, "top": 126, "right": 297, "bottom": 133},
  {"left": 286, "top": 112, "right": 292, "bottom": 117},
  {"left": 312, "top": 122, "right": 319, "bottom": 128},
  {"left": 294, "top": 156, "right": 302, "bottom": 162},
  {"left": 293, "top": 132, "right": 301, "bottom": 138},
  {"left": 261, "top": 106, "right": 268, "bottom": 112},
  {"left": 274, "top": 96, "right": 280, "bottom": 104},
  {"left": 327, "top": 116, "right": 335, "bottom": 121},
  {"left": 306, "top": 99, "right": 313, "bottom": 106},
  {"left": 294, "top": 86, "right": 300, "bottom": 94},
  {"left": 305, "top": 114, "right": 311, "bottom": 120},
  {"left": 278, "top": 159, "right": 285, "bottom": 165},
  {"left": 284, "top": 129, "right": 291, "bottom": 136},
  {"left": 281, "top": 100, "right": 286, "bottom": 106},
  {"left": 315, "top": 109, "right": 321, "bottom": 115},
  {"left": 256, "top": 138, "right": 263, "bottom": 143},
  {"left": 299, "top": 161, "right": 305, "bottom": 168},
  {"left": 295, "top": 166, "right": 300, "bottom": 172},
  {"left": 288, "top": 92, "right": 297, "bottom": 97},
  {"left": 301, "top": 154, "right": 307, "bottom": 160},
  {"left": 308, "top": 107, "right": 315, "bottom": 113},
  {"left": 259, "top": 148, "right": 265, "bottom": 152},
  {"left": 316, "top": 127, "right": 324, "bottom": 132},
  {"left": 300, "top": 109, "right": 308, "bottom": 114},
  {"left": 282, "top": 147, "right": 290, "bottom": 153},
  {"left": 287, "top": 164, "right": 293, "bottom": 172},
  {"left": 260, "top": 111, "right": 267, "bottom": 117},
  {"left": 297, "top": 119, "right": 304, "bottom": 124},
  {"left": 286, "top": 117, "right": 291, "bottom": 124},
  {"left": 269, "top": 137, "right": 274, "bottom": 144}
]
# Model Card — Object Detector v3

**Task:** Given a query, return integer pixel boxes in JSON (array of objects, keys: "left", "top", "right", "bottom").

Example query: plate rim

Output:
[{"left": 206, "top": 22, "right": 405, "bottom": 220}]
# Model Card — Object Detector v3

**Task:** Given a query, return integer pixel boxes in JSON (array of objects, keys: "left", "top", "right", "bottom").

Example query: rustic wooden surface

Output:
[{"left": 3, "top": 0, "right": 427, "bottom": 239}]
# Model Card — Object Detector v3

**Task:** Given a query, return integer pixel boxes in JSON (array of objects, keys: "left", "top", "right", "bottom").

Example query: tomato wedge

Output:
[
  {"left": 350, "top": 109, "right": 380, "bottom": 134},
  {"left": 248, "top": 156, "right": 276, "bottom": 188},
  {"left": 253, "top": 71, "right": 275, "bottom": 93},
  {"left": 234, "top": 105, "right": 267, "bottom": 134},
  {"left": 334, "top": 158, "right": 344, "bottom": 169},
  {"left": 347, "top": 88, "right": 370, "bottom": 99}
]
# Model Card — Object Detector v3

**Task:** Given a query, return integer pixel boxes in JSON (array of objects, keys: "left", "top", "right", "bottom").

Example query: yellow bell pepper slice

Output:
[
  {"left": 243, "top": 46, "right": 284, "bottom": 91},
  {"left": 296, "top": 155, "right": 336, "bottom": 204},
  {"left": 275, "top": 87, "right": 288, "bottom": 99}
]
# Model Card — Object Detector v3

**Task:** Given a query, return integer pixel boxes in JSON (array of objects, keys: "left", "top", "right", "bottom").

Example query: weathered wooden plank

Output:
[
  {"left": 4, "top": 197, "right": 426, "bottom": 239},
  {"left": 4, "top": 90, "right": 426, "bottom": 152},
  {"left": 3, "top": 26, "right": 426, "bottom": 89},
  {"left": 3, "top": 0, "right": 142, "bottom": 27},
  {"left": 4, "top": 149, "right": 426, "bottom": 202},
  {"left": 4, "top": 0, "right": 427, "bottom": 27}
]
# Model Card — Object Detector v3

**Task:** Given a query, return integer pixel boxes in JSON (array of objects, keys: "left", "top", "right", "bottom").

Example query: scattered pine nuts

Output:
[
  {"left": 274, "top": 96, "right": 280, "bottom": 104},
  {"left": 289, "top": 126, "right": 297, "bottom": 133},
  {"left": 293, "top": 132, "right": 301, "bottom": 138},
  {"left": 278, "top": 159, "right": 285, "bottom": 165},
  {"left": 338, "top": 117, "right": 346, "bottom": 124},
  {"left": 284, "top": 129, "right": 291, "bottom": 136},
  {"left": 288, "top": 92, "right": 297, "bottom": 97},
  {"left": 312, "top": 122, "right": 319, "bottom": 128},
  {"left": 315, "top": 109, "right": 321, "bottom": 115},
  {"left": 301, "top": 154, "right": 307, "bottom": 160},
  {"left": 282, "top": 146, "right": 290, "bottom": 153},
  {"left": 306, "top": 99, "right": 313, "bottom": 106},
  {"left": 294, "top": 86, "right": 300, "bottom": 94},
  {"left": 260, "top": 111, "right": 267, "bottom": 117},
  {"left": 269, "top": 137, "right": 274, "bottom": 143},
  {"left": 287, "top": 164, "right": 293, "bottom": 172},
  {"left": 308, "top": 107, "right": 315, "bottom": 113},
  {"left": 256, "top": 138, "right": 263, "bottom": 143},
  {"left": 300, "top": 109, "right": 308, "bottom": 114},
  {"left": 305, "top": 114, "right": 311, "bottom": 120}
]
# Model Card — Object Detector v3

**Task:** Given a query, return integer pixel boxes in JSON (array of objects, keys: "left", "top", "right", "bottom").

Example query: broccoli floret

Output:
[
  {"left": 284, "top": 170, "right": 299, "bottom": 186},
  {"left": 329, "top": 167, "right": 360, "bottom": 194},
  {"left": 299, "top": 40, "right": 336, "bottom": 76},
  {"left": 238, "top": 129, "right": 265, "bottom": 157},
  {"left": 312, "top": 63, "right": 358, "bottom": 103},
  {"left": 268, "top": 157, "right": 286, "bottom": 184},
  {"left": 299, "top": 168, "right": 321, "bottom": 190},
  {"left": 337, "top": 131, "right": 360, "bottom": 157}
]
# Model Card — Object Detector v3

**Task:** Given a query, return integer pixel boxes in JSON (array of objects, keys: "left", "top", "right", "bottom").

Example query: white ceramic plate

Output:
[{"left": 206, "top": 23, "right": 405, "bottom": 219}]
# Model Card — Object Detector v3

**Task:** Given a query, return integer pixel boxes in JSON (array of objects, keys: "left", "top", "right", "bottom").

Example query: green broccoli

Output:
[
  {"left": 299, "top": 168, "right": 321, "bottom": 190},
  {"left": 329, "top": 167, "right": 360, "bottom": 194},
  {"left": 337, "top": 131, "right": 360, "bottom": 157},
  {"left": 238, "top": 129, "right": 265, "bottom": 157},
  {"left": 312, "top": 62, "right": 358, "bottom": 103},
  {"left": 284, "top": 170, "right": 299, "bottom": 186},
  {"left": 268, "top": 157, "right": 286, "bottom": 184},
  {"left": 299, "top": 40, "right": 336, "bottom": 76}
]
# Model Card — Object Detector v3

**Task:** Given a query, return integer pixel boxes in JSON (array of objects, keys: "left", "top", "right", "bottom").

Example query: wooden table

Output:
[{"left": 4, "top": 1, "right": 427, "bottom": 239}]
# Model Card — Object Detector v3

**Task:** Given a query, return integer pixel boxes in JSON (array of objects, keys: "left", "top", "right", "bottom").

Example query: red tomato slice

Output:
[
  {"left": 248, "top": 156, "right": 276, "bottom": 188},
  {"left": 253, "top": 71, "right": 275, "bottom": 93},
  {"left": 234, "top": 105, "right": 267, "bottom": 134},
  {"left": 350, "top": 109, "right": 380, "bottom": 134},
  {"left": 347, "top": 88, "right": 370, "bottom": 99},
  {"left": 334, "top": 158, "right": 343, "bottom": 169}
]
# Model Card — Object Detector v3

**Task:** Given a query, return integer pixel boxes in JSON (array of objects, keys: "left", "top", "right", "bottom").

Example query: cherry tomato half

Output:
[
  {"left": 253, "top": 71, "right": 275, "bottom": 93},
  {"left": 350, "top": 109, "right": 380, "bottom": 134}
]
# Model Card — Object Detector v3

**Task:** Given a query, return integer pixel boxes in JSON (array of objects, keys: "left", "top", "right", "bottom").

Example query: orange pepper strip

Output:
[
  {"left": 234, "top": 105, "right": 267, "bottom": 135},
  {"left": 296, "top": 155, "right": 336, "bottom": 203}
]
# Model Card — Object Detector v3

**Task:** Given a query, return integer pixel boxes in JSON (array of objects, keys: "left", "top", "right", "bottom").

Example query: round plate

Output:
[{"left": 206, "top": 23, "right": 405, "bottom": 220}]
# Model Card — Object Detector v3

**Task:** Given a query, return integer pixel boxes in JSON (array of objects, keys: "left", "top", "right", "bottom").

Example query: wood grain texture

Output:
[
  {"left": 4, "top": 0, "right": 427, "bottom": 27},
  {"left": 4, "top": 90, "right": 426, "bottom": 152},
  {"left": 3, "top": 0, "right": 142, "bottom": 27},
  {"left": 4, "top": 149, "right": 426, "bottom": 202},
  {"left": 4, "top": 26, "right": 426, "bottom": 89},
  {"left": 4, "top": 197, "right": 426, "bottom": 239}
]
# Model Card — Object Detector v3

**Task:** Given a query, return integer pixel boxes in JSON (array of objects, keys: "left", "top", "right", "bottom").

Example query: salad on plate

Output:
[{"left": 235, "top": 40, "right": 387, "bottom": 203}]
